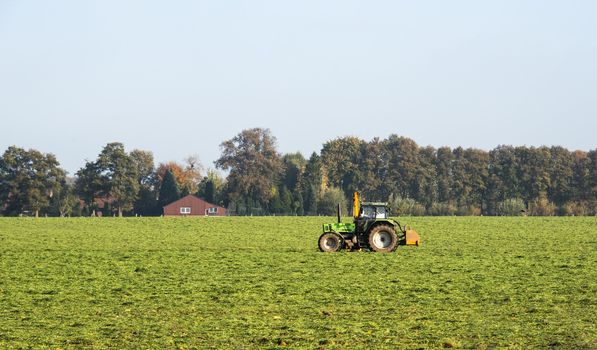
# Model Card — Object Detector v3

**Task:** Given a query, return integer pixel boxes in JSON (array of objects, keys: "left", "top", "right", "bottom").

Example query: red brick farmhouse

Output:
[{"left": 163, "top": 195, "right": 227, "bottom": 216}]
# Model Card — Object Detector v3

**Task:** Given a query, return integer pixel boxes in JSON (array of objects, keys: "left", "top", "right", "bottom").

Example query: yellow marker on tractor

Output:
[{"left": 318, "top": 192, "right": 421, "bottom": 252}]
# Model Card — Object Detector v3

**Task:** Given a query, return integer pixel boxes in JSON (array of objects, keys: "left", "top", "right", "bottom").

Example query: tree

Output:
[
  {"left": 155, "top": 159, "right": 201, "bottom": 197},
  {"left": 215, "top": 128, "right": 282, "bottom": 214},
  {"left": 379, "top": 135, "right": 424, "bottom": 203},
  {"left": 279, "top": 186, "right": 293, "bottom": 214},
  {"left": 359, "top": 138, "right": 390, "bottom": 201},
  {"left": 463, "top": 148, "right": 489, "bottom": 212},
  {"left": 130, "top": 149, "right": 155, "bottom": 187},
  {"left": 97, "top": 143, "right": 139, "bottom": 217},
  {"left": 317, "top": 187, "right": 348, "bottom": 216},
  {"left": 435, "top": 146, "right": 453, "bottom": 203},
  {"left": 182, "top": 155, "right": 203, "bottom": 195},
  {"left": 300, "top": 152, "right": 323, "bottom": 215},
  {"left": 197, "top": 169, "right": 225, "bottom": 205},
  {"left": 204, "top": 179, "right": 216, "bottom": 203},
  {"left": 303, "top": 184, "right": 319, "bottom": 215},
  {"left": 281, "top": 152, "right": 306, "bottom": 193},
  {"left": 548, "top": 146, "right": 573, "bottom": 206},
  {"left": 75, "top": 143, "right": 139, "bottom": 217},
  {"left": 450, "top": 147, "right": 469, "bottom": 208},
  {"left": 416, "top": 146, "right": 438, "bottom": 209},
  {"left": 588, "top": 149, "right": 597, "bottom": 204},
  {"left": 528, "top": 192, "right": 556, "bottom": 216},
  {"left": 270, "top": 189, "right": 283, "bottom": 214},
  {"left": 570, "top": 151, "right": 591, "bottom": 202},
  {"left": 388, "top": 194, "right": 425, "bottom": 216},
  {"left": 516, "top": 146, "right": 550, "bottom": 203},
  {"left": 587, "top": 149, "right": 597, "bottom": 215},
  {"left": 75, "top": 160, "right": 104, "bottom": 216},
  {"left": 130, "top": 149, "right": 157, "bottom": 215},
  {"left": 487, "top": 145, "right": 519, "bottom": 215},
  {"left": 321, "top": 136, "right": 366, "bottom": 197},
  {"left": 158, "top": 169, "right": 181, "bottom": 210},
  {"left": 496, "top": 198, "right": 526, "bottom": 216},
  {"left": 0, "top": 146, "right": 65, "bottom": 217},
  {"left": 50, "top": 180, "right": 79, "bottom": 217},
  {"left": 293, "top": 191, "right": 304, "bottom": 216},
  {"left": 450, "top": 147, "right": 488, "bottom": 213}
]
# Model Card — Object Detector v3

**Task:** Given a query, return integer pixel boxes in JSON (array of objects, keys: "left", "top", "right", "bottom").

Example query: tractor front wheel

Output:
[
  {"left": 368, "top": 225, "right": 398, "bottom": 252},
  {"left": 318, "top": 232, "right": 344, "bottom": 252}
]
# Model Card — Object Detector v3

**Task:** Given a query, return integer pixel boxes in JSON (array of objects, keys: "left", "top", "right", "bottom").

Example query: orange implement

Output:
[{"left": 405, "top": 229, "right": 421, "bottom": 246}]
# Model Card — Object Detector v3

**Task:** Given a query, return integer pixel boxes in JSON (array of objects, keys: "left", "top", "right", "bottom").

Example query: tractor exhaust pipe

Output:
[{"left": 337, "top": 203, "right": 341, "bottom": 224}]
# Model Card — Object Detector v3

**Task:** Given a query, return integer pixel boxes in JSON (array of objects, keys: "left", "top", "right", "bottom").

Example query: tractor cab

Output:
[
  {"left": 359, "top": 202, "right": 389, "bottom": 219},
  {"left": 354, "top": 200, "right": 392, "bottom": 241}
]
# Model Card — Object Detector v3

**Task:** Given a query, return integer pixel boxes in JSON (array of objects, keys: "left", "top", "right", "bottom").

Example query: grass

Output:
[{"left": 0, "top": 216, "right": 595, "bottom": 349}]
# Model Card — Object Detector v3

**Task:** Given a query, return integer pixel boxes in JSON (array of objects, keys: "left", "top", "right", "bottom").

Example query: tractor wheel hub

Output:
[{"left": 372, "top": 231, "right": 392, "bottom": 249}]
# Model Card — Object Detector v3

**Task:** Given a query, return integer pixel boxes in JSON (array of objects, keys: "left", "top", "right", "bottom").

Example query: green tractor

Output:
[{"left": 318, "top": 192, "right": 420, "bottom": 252}]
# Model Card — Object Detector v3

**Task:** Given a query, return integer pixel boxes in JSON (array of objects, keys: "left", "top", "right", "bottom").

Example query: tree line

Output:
[{"left": 1, "top": 128, "right": 595, "bottom": 217}]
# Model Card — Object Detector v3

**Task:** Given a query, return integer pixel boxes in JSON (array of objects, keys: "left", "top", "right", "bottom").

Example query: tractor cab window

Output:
[
  {"left": 375, "top": 206, "right": 387, "bottom": 219},
  {"left": 360, "top": 206, "right": 375, "bottom": 218}
]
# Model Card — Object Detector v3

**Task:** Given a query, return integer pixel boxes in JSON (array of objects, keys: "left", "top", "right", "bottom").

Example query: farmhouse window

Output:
[
  {"left": 180, "top": 207, "right": 191, "bottom": 214},
  {"left": 208, "top": 207, "right": 218, "bottom": 214}
]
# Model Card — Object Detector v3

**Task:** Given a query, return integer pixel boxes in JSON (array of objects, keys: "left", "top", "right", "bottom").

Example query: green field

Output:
[{"left": 0, "top": 217, "right": 595, "bottom": 349}]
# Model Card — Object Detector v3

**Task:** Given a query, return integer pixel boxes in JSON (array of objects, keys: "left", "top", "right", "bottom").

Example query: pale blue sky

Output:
[{"left": 1, "top": 1, "right": 595, "bottom": 174}]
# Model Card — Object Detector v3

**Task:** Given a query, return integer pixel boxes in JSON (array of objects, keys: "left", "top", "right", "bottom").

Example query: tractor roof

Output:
[{"left": 361, "top": 202, "right": 388, "bottom": 207}]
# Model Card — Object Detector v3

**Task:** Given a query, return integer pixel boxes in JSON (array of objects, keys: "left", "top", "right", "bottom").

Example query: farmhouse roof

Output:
[{"left": 162, "top": 194, "right": 227, "bottom": 216}]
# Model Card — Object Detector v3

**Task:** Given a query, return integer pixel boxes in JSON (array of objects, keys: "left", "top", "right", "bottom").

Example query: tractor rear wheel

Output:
[
  {"left": 368, "top": 225, "right": 398, "bottom": 252},
  {"left": 318, "top": 232, "right": 344, "bottom": 252}
]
